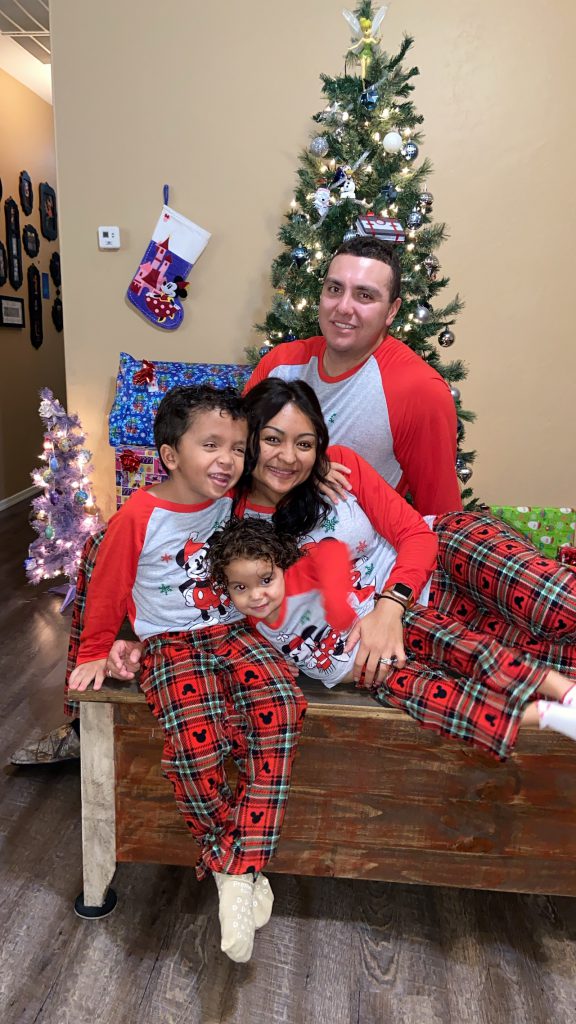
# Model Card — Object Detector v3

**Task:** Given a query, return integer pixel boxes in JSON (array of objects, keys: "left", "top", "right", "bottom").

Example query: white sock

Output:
[
  {"left": 538, "top": 700, "right": 576, "bottom": 741},
  {"left": 252, "top": 873, "right": 274, "bottom": 930},
  {"left": 213, "top": 871, "right": 256, "bottom": 963},
  {"left": 562, "top": 684, "right": 576, "bottom": 707}
]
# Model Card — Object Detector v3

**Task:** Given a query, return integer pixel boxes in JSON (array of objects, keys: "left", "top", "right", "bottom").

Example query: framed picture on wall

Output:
[
  {"left": 0, "top": 295, "right": 25, "bottom": 328},
  {"left": 19, "top": 171, "right": 33, "bottom": 215},
  {"left": 23, "top": 224, "right": 40, "bottom": 258},
  {"left": 39, "top": 183, "right": 58, "bottom": 241}
]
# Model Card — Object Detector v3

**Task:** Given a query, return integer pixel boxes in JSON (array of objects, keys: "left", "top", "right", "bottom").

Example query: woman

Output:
[{"left": 70, "top": 379, "right": 576, "bottom": 759}]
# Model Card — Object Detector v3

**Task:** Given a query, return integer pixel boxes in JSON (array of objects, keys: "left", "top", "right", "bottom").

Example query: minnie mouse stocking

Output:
[{"left": 127, "top": 186, "right": 210, "bottom": 330}]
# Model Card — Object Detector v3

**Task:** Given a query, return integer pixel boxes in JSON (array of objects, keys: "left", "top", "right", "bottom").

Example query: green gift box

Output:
[{"left": 489, "top": 506, "right": 576, "bottom": 557}]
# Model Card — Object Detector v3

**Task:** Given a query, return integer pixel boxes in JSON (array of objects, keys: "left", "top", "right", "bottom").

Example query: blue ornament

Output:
[
  {"left": 331, "top": 166, "right": 347, "bottom": 187},
  {"left": 290, "top": 213, "right": 307, "bottom": 225},
  {"left": 407, "top": 208, "right": 423, "bottom": 228},
  {"left": 50, "top": 492, "right": 60, "bottom": 506},
  {"left": 49, "top": 456, "right": 59, "bottom": 471},
  {"left": 283, "top": 331, "right": 297, "bottom": 342},
  {"left": 379, "top": 183, "right": 398, "bottom": 203},
  {"left": 259, "top": 344, "right": 272, "bottom": 358},
  {"left": 402, "top": 140, "right": 419, "bottom": 161},
  {"left": 360, "top": 86, "right": 379, "bottom": 111},
  {"left": 75, "top": 488, "right": 89, "bottom": 505},
  {"left": 290, "top": 245, "right": 309, "bottom": 268}
]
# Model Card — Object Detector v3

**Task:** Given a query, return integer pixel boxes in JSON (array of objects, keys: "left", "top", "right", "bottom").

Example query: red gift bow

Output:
[
  {"left": 132, "top": 359, "right": 155, "bottom": 386},
  {"left": 120, "top": 448, "right": 143, "bottom": 473}
]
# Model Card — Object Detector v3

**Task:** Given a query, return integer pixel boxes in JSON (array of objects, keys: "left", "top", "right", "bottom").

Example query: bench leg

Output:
[{"left": 75, "top": 702, "right": 118, "bottom": 919}]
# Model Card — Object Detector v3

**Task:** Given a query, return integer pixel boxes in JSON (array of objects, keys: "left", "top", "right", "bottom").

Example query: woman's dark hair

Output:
[
  {"left": 154, "top": 384, "right": 245, "bottom": 472},
  {"left": 208, "top": 518, "right": 301, "bottom": 592},
  {"left": 234, "top": 378, "right": 331, "bottom": 537}
]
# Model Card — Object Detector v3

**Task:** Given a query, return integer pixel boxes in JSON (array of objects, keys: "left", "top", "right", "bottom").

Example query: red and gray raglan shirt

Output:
[
  {"left": 240, "top": 444, "right": 439, "bottom": 686},
  {"left": 245, "top": 334, "right": 462, "bottom": 516},
  {"left": 76, "top": 488, "right": 242, "bottom": 665}
]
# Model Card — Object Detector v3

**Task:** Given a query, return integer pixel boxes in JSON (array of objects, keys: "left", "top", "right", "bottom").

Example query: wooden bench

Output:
[{"left": 74, "top": 677, "right": 576, "bottom": 916}]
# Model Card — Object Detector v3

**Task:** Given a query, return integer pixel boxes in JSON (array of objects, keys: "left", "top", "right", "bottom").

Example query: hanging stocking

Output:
[{"left": 127, "top": 185, "right": 210, "bottom": 330}]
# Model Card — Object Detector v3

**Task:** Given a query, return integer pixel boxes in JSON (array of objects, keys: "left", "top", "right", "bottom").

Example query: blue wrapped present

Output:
[{"left": 108, "top": 352, "right": 251, "bottom": 447}]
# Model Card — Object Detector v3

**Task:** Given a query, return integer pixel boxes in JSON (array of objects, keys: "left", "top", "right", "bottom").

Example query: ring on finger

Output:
[
  {"left": 106, "top": 668, "right": 112, "bottom": 678},
  {"left": 379, "top": 656, "right": 396, "bottom": 666}
]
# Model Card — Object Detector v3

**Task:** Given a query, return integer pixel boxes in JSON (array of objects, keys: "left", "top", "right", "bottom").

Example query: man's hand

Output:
[
  {"left": 345, "top": 599, "right": 406, "bottom": 688},
  {"left": 106, "top": 639, "right": 144, "bottom": 680},
  {"left": 69, "top": 658, "right": 107, "bottom": 692},
  {"left": 318, "top": 461, "right": 352, "bottom": 503}
]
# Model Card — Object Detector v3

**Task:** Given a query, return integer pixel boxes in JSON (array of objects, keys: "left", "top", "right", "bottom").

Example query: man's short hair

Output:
[
  {"left": 332, "top": 236, "right": 401, "bottom": 302},
  {"left": 154, "top": 384, "right": 246, "bottom": 473}
]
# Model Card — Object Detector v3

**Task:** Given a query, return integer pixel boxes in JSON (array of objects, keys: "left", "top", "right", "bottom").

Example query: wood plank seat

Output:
[{"left": 74, "top": 677, "right": 576, "bottom": 914}]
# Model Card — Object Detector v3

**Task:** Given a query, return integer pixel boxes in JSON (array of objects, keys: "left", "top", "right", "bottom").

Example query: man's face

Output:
[{"left": 318, "top": 254, "right": 401, "bottom": 370}]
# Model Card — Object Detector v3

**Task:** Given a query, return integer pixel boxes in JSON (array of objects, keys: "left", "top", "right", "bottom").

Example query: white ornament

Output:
[
  {"left": 313, "top": 186, "right": 331, "bottom": 217},
  {"left": 383, "top": 131, "right": 403, "bottom": 154},
  {"left": 339, "top": 171, "right": 356, "bottom": 200}
]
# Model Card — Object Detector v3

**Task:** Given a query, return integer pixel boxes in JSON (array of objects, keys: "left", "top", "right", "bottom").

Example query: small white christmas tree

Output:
[{"left": 26, "top": 388, "right": 103, "bottom": 589}]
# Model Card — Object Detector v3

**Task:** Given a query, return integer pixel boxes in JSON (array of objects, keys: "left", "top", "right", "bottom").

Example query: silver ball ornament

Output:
[
  {"left": 457, "top": 464, "right": 473, "bottom": 484},
  {"left": 382, "top": 131, "right": 403, "bottom": 154},
  {"left": 423, "top": 254, "right": 440, "bottom": 279},
  {"left": 450, "top": 386, "right": 461, "bottom": 401},
  {"left": 401, "top": 140, "right": 419, "bottom": 161},
  {"left": 343, "top": 229, "right": 357, "bottom": 242},
  {"left": 438, "top": 327, "right": 456, "bottom": 347},
  {"left": 407, "top": 208, "right": 423, "bottom": 229},
  {"left": 414, "top": 302, "right": 433, "bottom": 324},
  {"left": 419, "top": 191, "right": 434, "bottom": 208},
  {"left": 309, "top": 136, "right": 329, "bottom": 158},
  {"left": 290, "top": 245, "right": 309, "bottom": 268}
]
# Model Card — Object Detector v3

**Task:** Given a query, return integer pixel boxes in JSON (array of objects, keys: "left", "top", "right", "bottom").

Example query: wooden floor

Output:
[{"left": 2, "top": 499, "right": 576, "bottom": 1024}]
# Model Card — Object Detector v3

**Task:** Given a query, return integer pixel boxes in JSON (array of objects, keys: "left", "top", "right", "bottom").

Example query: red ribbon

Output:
[
  {"left": 132, "top": 359, "right": 155, "bottom": 386},
  {"left": 120, "top": 448, "right": 143, "bottom": 473}
]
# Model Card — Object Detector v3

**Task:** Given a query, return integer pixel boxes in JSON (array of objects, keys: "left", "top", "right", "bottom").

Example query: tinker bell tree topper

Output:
[{"left": 343, "top": 5, "right": 389, "bottom": 82}]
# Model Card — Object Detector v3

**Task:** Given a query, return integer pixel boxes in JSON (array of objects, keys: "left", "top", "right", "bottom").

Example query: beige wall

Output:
[
  {"left": 50, "top": 0, "right": 576, "bottom": 519},
  {"left": 0, "top": 67, "right": 65, "bottom": 501}
]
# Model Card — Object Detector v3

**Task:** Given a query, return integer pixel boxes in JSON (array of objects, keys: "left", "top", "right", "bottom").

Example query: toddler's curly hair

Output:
[{"left": 208, "top": 517, "right": 302, "bottom": 592}]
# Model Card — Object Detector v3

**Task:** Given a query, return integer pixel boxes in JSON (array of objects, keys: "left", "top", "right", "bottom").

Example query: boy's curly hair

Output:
[{"left": 208, "top": 517, "right": 302, "bottom": 592}]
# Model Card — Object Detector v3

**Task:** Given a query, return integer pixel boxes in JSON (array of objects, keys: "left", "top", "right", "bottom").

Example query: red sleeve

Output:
[
  {"left": 328, "top": 445, "right": 438, "bottom": 596},
  {"left": 76, "top": 494, "right": 149, "bottom": 664},
  {"left": 289, "top": 540, "right": 357, "bottom": 632},
  {"left": 384, "top": 370, "right": 462, "bottom": 516},
  {"left": 243, "top": 338, "right": 323, "bottom": 394}
]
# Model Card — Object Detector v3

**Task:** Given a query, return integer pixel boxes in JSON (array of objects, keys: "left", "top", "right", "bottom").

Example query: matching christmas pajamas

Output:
[
  {"left": 140, "top": 623, "right": 306, "bottom": 879},
  {"left": 69, "top": 489, "right": 307, "bottom": 878}
]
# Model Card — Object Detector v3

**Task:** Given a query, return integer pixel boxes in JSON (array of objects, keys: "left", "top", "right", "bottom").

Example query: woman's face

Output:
[{"left": 249, "top": 402, "right": 319, "bottom": 506}]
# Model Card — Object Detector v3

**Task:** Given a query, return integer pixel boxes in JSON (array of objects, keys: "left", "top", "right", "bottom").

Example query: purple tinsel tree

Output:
[{"left": 26, "top": 388, "right": 103, "bottom": 588}]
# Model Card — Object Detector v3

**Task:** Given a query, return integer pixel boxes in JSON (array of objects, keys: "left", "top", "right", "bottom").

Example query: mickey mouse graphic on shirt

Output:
[
  {"left": 279, "top": 622, "right": 349, "bottom": 676},
  {"left": 176, "top": 532, "right": 232, "bottom": 626}
]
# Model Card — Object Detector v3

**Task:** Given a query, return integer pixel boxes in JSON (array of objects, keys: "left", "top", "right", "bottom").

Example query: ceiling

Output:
[{"left": 0, "top": 0, "right": 49, "bottom": 64}]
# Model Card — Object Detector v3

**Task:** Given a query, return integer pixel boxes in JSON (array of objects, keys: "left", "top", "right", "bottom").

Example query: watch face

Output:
[{"left": 392, "top": 583, "right": 413, "bottom": 600}]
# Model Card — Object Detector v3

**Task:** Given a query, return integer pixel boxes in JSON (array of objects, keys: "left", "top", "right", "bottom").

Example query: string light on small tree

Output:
[{"left": 25, "top": 388, "right": 103, "bottom": 599}]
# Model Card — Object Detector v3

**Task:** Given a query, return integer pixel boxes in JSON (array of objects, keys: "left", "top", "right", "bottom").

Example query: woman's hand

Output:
[
  {"left": 318, "top": 461, "right": 352, "bottom": 503},
  {"left": 106, "top": 639, "right": 144, "bottom": 680},
  {"left": 68, "top": 658, "right": 107, "bottom": 692},
  {"left": 345, "top": 598, "right": 406, "bottom": 688}
]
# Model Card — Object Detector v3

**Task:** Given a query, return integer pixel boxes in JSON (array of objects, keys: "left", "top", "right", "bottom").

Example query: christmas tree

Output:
[
  {"left": 26, "top": 388, "right": 103, "bottom": 591},
  {"left": 249, "top": 1, "right": 475, "bottom": 500}
]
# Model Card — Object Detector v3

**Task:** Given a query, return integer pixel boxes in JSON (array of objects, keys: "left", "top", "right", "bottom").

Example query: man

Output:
[{"left": 246, "top": 236, "right": 462, "bottom": 517}]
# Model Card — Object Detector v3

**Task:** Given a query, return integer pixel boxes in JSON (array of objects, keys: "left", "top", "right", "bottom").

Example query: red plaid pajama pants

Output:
[
  {"left": 371, "top": 510, "right": 576, "bottom": 759},
  {"left": 140, "top": 625, "right": 307, "bottom": 879}
]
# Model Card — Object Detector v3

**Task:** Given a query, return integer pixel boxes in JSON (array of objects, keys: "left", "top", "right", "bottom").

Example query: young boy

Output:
[
  {"left": 208, "top": 518, "right": 576, "bottom": 759},
  {"left": 69, "top": 385, "right": 307, "bottom": 964}
]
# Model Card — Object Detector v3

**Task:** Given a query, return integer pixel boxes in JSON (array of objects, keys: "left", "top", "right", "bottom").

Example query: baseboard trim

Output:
[{"left": 0, "top": 485, "right": 41, "bottom": 512}]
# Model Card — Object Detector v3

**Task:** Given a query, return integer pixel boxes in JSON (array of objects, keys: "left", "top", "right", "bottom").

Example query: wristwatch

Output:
[{"left": 376, "top": 582, "right": 415, "bottom": 609}]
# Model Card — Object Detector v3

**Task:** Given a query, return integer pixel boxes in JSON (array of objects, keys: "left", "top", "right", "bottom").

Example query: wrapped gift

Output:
[
  {"left": 490, "top": 506, "right": 576, "bottom": 557},
  {"left": 355, "top": 213, "right": 405, "bottom": 244},
  {"left": 115, "top": 446, "right": 167, "bottom": 507},
  {"left": 559, "top": 545, "right": 576, "bottom": 568},
  {"left": 109, "top": 352, "right": 251, "bottom": 447}
]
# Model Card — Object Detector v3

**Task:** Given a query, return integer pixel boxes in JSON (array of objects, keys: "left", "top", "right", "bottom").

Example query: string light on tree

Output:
[
  {"left": 25, "top": 388, "right": 103, "bottom": 597},
  {"left": 249, "top": 0, "right": 475, "bottom": 502}
]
